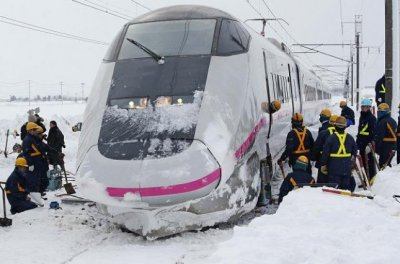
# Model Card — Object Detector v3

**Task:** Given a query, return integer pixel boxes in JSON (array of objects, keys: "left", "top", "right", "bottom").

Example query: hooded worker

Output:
[{"left": 320, "top": 116, "right": 357, "bottom": 191}]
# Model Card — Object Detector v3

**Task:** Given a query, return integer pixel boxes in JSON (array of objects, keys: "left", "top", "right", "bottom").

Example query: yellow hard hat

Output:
[
  {"left": 335, "top": 116, "right": 347, "bottom": 128},
  {"left": 378, "top": 103, "right": 390, "bottom": 112},
  {"left": 26, "top": 122, "right": 40, "bottom": 131},
  {"left": 339, "top": 101, "right": 347, "bottom": 107},
  {"left": 297, "top": 155, "right": 309, "bottom": 165},
  {"left": 15, "top": 157, "right": 28, "bottom": 167},
  {"left": 271, "top": 100, "right": 281, "bottom": 112},
  {"left": 329, "top": 115, "right": 338, "bottom": 125},
  {"left": 292, "top": 113, "right": 303, "bottom": 122},
  {"left": 320, "top": 109, "right": 332, "bottom": 117}
]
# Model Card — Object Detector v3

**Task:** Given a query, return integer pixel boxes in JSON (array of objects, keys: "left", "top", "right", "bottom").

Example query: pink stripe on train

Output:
[
  {"left": 234, "top": 117, "right": 267, "bottom": 160},
  {"left": 106, "top": 168, "right": 221, "bottom": 197}
]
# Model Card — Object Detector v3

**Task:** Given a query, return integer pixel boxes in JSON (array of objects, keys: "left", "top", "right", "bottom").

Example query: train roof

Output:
[{"left": 129, "top": 5, "right": 236, "bottom": 24}]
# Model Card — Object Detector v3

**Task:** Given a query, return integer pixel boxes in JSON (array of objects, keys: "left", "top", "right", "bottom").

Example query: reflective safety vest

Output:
[
  {"left": 290, "top": 177, "right": 315, "bottom": 189},
  {"left": 359, "top": 123, "right": 369, "bottom": 136},
  {"left": 380, "top": 84, "right": 386, "bottom": 94},
  {"left": 293, "top": 128, "right": 310, "bottom": 154},
  {"left": 383, "top": 123, "right": 397, "bottom": 142},
  {"left": 30, "top": 144, "right": 41, "bottom": 157},
  {"left": 330, "top": 132, "right": 352, "bottom": 158},
  {"left": 328, "top": 127, "right": 335, "bottom": 135}
]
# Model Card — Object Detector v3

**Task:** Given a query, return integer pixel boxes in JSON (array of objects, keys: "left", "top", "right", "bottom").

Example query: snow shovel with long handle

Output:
[{"left": 0, "top": 181, "right": 12, "bottom": 227}]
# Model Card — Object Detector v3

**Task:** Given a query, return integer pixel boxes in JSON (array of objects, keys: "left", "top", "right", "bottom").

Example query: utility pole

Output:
[
  {"left": 28, "top": 80, "right": 31, "bottom": 106},
  {"left": 350, "top": 49, "right": 354, "bottom": 106},
  {"left": 354, "top": 15, "right": 362, "bottom": 111},
  {"left": 81, "top": 82, "right": 85, "bottom": 102},
  {"left": 60, "top": 81, "right": 64, "bottom": 104}
]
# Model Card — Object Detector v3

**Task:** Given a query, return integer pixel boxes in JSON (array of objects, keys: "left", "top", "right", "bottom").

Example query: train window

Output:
[
  {"left": 217, "top": 20, "right": 250, "bottom": 55},
  {"left": 118, "top": 19, "right": 216, "bottom": 60}
]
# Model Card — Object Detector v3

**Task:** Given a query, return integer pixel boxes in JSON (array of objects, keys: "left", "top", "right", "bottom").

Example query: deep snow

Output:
[{"left": 0, "top": 101, "right": 400, "bottom": 264}]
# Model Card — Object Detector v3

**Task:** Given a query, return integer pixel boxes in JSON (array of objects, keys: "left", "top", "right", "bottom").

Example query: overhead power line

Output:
[
  {"left": 0, "top": 15, "right": 108, "bottom": 45},
  {"left": 71, "top": 0, "right": 132, "bottom": 20},
  {"left": 129, "top": 0, "right": 152, "bottom": 11}
]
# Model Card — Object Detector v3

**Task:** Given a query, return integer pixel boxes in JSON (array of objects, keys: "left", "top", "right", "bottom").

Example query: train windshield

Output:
[{"left": 118, "top": 19, "right": 216, "bottom": 60}]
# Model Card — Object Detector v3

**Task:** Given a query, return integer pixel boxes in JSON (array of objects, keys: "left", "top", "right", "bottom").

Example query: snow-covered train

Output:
[{"left": 76, "top": 5, "right": 331, "bottom": 238}]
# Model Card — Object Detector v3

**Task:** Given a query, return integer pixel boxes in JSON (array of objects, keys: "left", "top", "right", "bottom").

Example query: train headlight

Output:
[
  {"left": 176, "top": 98, "right": 183, "bottom": 105},
  {"left": 129, "top": 101, "right": 135, "bottom": 108}
]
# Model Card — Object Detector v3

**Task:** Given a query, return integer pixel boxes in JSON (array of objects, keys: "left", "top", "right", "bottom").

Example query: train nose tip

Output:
[{"left": 79, "top": 141, "right": 221, "bottom": 207}]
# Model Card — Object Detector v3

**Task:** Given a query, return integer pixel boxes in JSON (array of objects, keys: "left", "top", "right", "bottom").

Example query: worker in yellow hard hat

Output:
[
  {"left": 374, "top": 103, "right": 397, "bottom": 169},
  {"left": 311, "top": 115, "right": 338, "bottom": 183},
  {"left": 340, "top": 100, "right": 355, "bottom": 126},
  {"left": 4, "top": 157, "right": 38, "bottom": 214},
  {"left": 278, "top": 156, "right": 315, "bottom": 203},
  {"left": 318, "top": 108, "right": 332, "bottom": 133},
  {"left": 278, "top": 113, "right": 314, "bottom": 174},
  {"left": 320, "top": 116, "right": 357, "bottom": 191}
]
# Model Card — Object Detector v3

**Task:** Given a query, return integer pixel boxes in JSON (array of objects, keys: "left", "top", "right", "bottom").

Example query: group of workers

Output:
[
  {"left": 279, "top": 100, "right": 399, "bottom": 203},
  {"left": 4, "top": 115, "right": 65, "bottom": 214}
]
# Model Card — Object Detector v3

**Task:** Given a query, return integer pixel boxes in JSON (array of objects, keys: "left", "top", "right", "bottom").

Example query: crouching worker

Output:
[
  {"left": 278, "top": 156, "right": 315, "bottom": 203},
  {"left": 5, "top": 157, "right": 37, "bottom": 214}
]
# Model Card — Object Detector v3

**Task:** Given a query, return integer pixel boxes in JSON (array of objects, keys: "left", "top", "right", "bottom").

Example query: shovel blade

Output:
[
  {"left": 64, "top": 183, "right": 76, "bottom": 195},
  {"left": 0, "top": 217, "right": 12, "bottom": 227}
]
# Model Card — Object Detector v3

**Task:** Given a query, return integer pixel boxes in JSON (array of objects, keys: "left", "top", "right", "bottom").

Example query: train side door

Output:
[
  {"left": 287, "top": 64, "right": 295, "bottom": 114},
  {"left": 294, "top": 64, "right": 303, "bottom": 112},
  {"left": 262, "top": 50, "right": 273, "bottom": 138}
]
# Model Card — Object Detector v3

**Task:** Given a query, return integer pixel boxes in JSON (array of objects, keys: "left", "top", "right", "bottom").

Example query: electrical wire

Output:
[
  {"left": 129, "top": 0, "right": 152, "bottom": 11},
  {"left": 71, "top": 0, "right": 132, "bottom": 20},
  {"left": 0, "top": 15, "right": 108, "bottom": 45}
]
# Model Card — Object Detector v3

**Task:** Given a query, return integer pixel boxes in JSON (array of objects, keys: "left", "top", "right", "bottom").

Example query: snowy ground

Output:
[{"left": 1, "top": 101, "right": 400, "bottom": 264}]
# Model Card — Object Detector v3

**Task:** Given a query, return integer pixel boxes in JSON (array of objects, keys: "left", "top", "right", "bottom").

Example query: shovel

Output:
[
  {"left": 0, "top": 182, "right": 12, "bottom": 227},
  {"left": 56, "top": 152, "right": 75, "bottom": 195}
]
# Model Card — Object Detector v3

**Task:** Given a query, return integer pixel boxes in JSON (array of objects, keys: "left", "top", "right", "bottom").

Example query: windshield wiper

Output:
[
  {"left": 126, "top": 38, "right": 165, "bottom": 65},
  {"left": 231, "top": 35, "right": 246, "bottom": 50}
]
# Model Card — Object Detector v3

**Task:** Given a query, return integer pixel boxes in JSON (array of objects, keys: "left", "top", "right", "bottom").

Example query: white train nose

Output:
[{"left": 78, "top": 140, "right": 221, "bottom": 207}]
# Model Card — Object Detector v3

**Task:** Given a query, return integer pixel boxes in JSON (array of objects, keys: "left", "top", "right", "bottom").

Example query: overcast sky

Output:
[{"left": 0, "top": 0, "right": 384, "bottom": 98}]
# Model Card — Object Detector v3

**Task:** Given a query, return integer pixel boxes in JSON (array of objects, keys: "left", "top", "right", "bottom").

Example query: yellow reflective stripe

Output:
[
  {"left": 359, "top": 123, "right": 369, "bottom": 136},
  {"left": 17, "top": 182, "right": 26, "bottom": 192},
  {"left": 290, "top": 177, "right": 299, "bottom": 189},
  {"left": 380, "top": 84, "right": 386, "bottom": 93},
  {"left": 383, "top": 123, "right": 397, "bottom": 142},
  {"left": 293, "top": 128, "right": 310, "bottom": 154},
  {"left": 330, "top": 132, "right": 351, "bottom": 157},
  {"left": 30, "top": 144, "right": 41, "bottom": 157},
  {"left": 328, "top": 127, "right": 335, "bottom": 135}
]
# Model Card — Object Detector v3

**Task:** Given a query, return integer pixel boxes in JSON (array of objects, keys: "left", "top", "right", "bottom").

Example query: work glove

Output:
[
  {"left": 378, "top": 98, "right": 382, "bottom": 103},
  {"left": 26, "top": 194, "right": 31, "bottom": 201},
  {"left": 321, "top": 165, "right": 328, "bottom": 175},
  {"left": 28, "top": 165, "right": 34, "bottom": 172}
]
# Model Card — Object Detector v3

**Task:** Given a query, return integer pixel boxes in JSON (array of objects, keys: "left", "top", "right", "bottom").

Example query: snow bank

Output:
[
  {"left": 372, "top": 165, "right": 400, "bottom": 199},
  {"left": 203, "top": 187, "right": 400, "bottom": 264}
]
